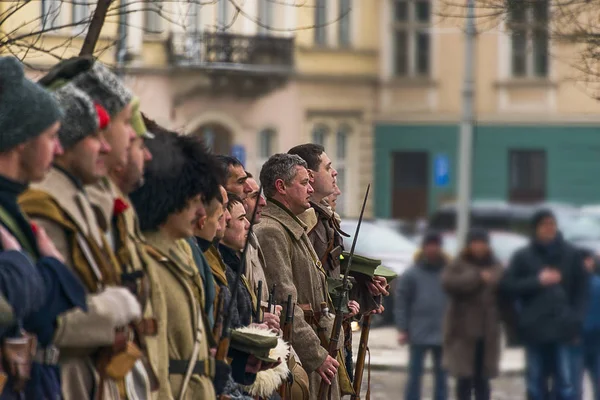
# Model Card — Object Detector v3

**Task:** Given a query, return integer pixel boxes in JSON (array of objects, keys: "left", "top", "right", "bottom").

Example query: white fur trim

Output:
[{"left": 236, "top": 326, "right": 291, "bottom": 398}]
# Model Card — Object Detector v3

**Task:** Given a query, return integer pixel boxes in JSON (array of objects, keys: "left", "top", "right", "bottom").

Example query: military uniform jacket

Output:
[
  {"left": 144, "top": 231, "right": 215, "bottom": 400},
  {"left": 255, "top": 200, "right": 342, "bottom": 400},
  {"left": 306, "top": 200, "right": 346, "bottom": 278},
  {"left": 19, "top": 167, "right": 123, "bottom": 400},
  {"left": 246, "top": 232, "right": 269, "bottom": 305},
  {"left": 87, "top": 179, "right": 164, "bottom": 400}
]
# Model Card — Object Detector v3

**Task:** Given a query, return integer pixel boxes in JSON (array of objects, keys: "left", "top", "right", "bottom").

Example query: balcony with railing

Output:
[{"left": 167, "top": 31, "right": 295, "bottom": 75}]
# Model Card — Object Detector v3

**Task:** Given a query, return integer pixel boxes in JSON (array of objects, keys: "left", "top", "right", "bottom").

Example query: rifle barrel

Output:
[
  {"left": 256, "top": 280, "right": 263, "bottom": 323},
  {"left": 318, "top": 184, "right": 370, "bottom": 400}
]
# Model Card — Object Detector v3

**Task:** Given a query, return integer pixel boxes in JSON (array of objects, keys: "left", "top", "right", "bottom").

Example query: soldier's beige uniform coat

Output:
[
  {"left": 255, "top": 201, "right": 341, "bottom": 400},
  {"left": 20, "top": 167, "right": 121, "bottom": 400},
  {"left": 144, "top": 231, "right": 215, "bottom": 400},
  {"left": 87, "top": 179, "right": 164, "bottom": 399}
]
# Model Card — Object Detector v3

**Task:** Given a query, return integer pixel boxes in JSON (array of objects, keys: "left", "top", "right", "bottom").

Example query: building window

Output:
[
  {"left": 258, "top": 129, "right": 276, "bottom": 168},
  {"left": 144, "top": 0, "right": 162, "bottom": 33},
  {"left": 338, "top": 0, "right": 352, "bottom": 47},
  {"left": 218, "top": 0, "right": 229, "bottom": 29},
  {"left": 335, "top": 125, "right": 350, "bottom": 215},
  {"left": 41, "top": 0, "right": 62, "bottom": 29},
  {"left": 393, "top": 0, "right": 431, "bottom": 77},
  {"left": 187, "top": 2, "right": 200, "bottom": 32},
  {"left": 508, "top": 0, "right": 549, "bottom": 78},
  {"left": 314, "top": 0, "right": 327, "bottom": 46},
  {"left": 508, "top": 149, "right": 547, "bottom": 203},
  {"left": 72, "top": 1, "right": 89, "bottom": 25},
  {"left": 258, "top": 0, "right": 274, "bottom": 34},
  {"left": 312, "top": 124, "right": 329, "bottom": 146}
]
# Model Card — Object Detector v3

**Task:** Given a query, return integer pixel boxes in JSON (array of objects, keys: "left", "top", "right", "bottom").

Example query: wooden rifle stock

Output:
[
  {"left": 351, "top": 314, "right": 372, "bottom": 399},
  {"left": 279, "top": 295, "right": 294, "bottom": 400},
  {"left": 212, "top": 290, "right": 226, "bottom": 341}
]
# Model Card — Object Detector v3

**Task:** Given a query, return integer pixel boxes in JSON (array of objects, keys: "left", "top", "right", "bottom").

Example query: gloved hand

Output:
[
  {"left": 96, "top": 287, "right": 141, "bottom": 327},
  {"left": 213, "top": 359, "right": 232, "bottom": 395}
]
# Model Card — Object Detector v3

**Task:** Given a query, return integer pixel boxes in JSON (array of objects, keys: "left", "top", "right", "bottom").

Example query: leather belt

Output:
[
  {"left": 169, "top": 358, "right": 215, "bottom": 379},
  {"left": 33, "top": 345, "right": 60, "bottom": 365}
]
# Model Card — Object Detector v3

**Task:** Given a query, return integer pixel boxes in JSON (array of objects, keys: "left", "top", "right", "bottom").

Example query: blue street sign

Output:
[
  {"left": 231, "top": 145, "right": 246, "bottom": 167},
  {"left": 434, "top": 154, "right": 450, "bottom": 187}
]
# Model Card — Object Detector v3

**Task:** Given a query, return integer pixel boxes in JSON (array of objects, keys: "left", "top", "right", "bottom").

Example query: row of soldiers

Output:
[{"left": 0, "top": 54, "right": 393, "bottom": 399}]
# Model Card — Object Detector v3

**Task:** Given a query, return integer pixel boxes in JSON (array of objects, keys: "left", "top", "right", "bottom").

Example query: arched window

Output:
[
  {"left": 335, "top": 124, "right": 351, "bottom": 216},
  {"left": 258, "top": 128, "right": 277, "bottom": 169},
  {"left": 312, "top": 124, "right": 329, "bottom": 147}
]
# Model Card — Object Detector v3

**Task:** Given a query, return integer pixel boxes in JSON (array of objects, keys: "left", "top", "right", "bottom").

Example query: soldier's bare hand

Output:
[
  {"left": 263, "top": 312, "right": 280, "bottom": 331},
  {"left": 367, "top": 276, "right": 389, "bottom": 296},
  {"left": 345, "top": 300, "right": 360, "bottom": 319},
  {"left": 0, "top": 225, "right": 20, "bottom": 251},
  {"left": 317, "top": 355, "right": 339, "bottom": 385},
  {"left": 539, "top": 268, "right": 561, "bottom": 286},
  {"left": 31, "top": 223, "right": 64, "bottom": 262}
]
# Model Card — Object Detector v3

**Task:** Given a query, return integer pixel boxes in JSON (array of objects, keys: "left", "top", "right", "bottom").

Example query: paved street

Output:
[{"left": 351, "top": 327, "right": 594, "bottom": 399}]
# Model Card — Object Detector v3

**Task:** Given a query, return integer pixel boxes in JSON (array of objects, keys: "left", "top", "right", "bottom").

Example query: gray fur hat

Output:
[
  {"left": 52, "top": 83, "right": 99, "bottom": 149},
  {"left": 71, "top": 61, "right": 133, "bottom": 118},
  {"left": 0, "top": 57, "right": 63, "bottom": 152}
]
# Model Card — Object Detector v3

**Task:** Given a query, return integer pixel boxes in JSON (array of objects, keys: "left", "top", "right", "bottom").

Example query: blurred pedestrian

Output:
[
  {"left": 395, "top": 231, "right": 448, "bottom": 400},
  {"left": 442, "top": 228, "right": 504, "bottom": 400},
  {"left": 570, "top": 250, "right": 600, "bottom": 400},
  {"left": 500, "top": 209, "right": 588, "bottom": 400}
]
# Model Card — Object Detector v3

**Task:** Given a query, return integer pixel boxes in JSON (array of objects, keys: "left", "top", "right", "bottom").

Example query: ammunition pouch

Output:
[
  {"left": 2, "top": 331, "right": 37, "bottom": 392},
  {"left": 298, "top": 304, "right": 330, "bottom": 347},
  {"left": 96, "top": 328, "right": 142, "bottom": 380}
]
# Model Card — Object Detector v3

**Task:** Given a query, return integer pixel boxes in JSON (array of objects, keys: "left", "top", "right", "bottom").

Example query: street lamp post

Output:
[{"left": 456, "top": 0, "right": 476, "bottom": 248}]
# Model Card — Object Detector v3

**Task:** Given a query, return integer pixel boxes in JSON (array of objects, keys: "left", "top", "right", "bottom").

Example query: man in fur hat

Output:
[
  {"left": 255, "top": 153, "right": 342, "bottom": 400},
  {"left": 129, "top": 126, "right": 221, "bottom": 399},
  {"left": 0, "top": 56, "right": 90, "bottom": 399},
  {"left": 18, "top": 83, "right": 142, "bottom": 400}
]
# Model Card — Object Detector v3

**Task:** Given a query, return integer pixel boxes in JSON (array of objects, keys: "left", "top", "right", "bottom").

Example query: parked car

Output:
[
  {"left": 413, "top": 230, "right": 529, "bottom": 266},
  {"left": 340, "top": 219, "right": 417, "bottom": 326},
  {"left": 427, "top": 200, "right": 579, "bottom": 236}
]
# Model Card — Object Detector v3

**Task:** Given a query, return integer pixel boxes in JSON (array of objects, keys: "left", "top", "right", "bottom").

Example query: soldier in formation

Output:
[{"left": 0, "top": 54, "right": 392, "bottom": 400}]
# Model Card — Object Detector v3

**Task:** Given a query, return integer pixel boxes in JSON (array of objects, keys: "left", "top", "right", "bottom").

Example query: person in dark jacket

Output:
[
  {"left": 570, "top": 250, "right": 600, "bottom": 400},
  {"left": 395, "top": 231, "right": 448, "bottom": 400},
  {"left": 219, "top": 193, "right": 255, "bottom": 328},
  {"left": 500, "top": 209, "right": 588, "bottom": 400},
  {"left": 0, "top": 56, "right": 87, "bottom": 399},
  {"left": 442, "top": 229, "right": 504, "bottom": 400}
]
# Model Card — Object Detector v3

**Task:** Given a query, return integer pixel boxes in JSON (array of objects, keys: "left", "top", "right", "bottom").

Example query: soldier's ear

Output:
[{"left": 275, "top": 178, "right": 286, "bottom": 194}]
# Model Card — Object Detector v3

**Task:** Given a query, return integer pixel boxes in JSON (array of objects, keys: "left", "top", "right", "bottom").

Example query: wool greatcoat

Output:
[
  {"left": 255, "top": 200, "right": 342, "bottom": 400},
  {"left": 19, "top": 166, "right": 124, "bottom": 400},
  {"left": 441, "top": 254, "right": 504, "bottom": 379},
  {"left": 87, "top": 178, "right": 164, "bottom": 399},
  {"left": 143, "top": 231, "right": 216, "bottom": 400}
]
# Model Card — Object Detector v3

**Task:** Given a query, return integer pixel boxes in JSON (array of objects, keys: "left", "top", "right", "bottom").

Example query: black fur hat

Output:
[{"left": 130, "top": 127, "right": 223, "bottom": 232}]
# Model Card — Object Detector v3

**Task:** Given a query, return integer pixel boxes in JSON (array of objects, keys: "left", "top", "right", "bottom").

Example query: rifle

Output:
[
  {"left": 351, "top": 312, "right": 374, "bottom": 399},
  {"left": 317, "top": 184, "right": 370, "bottom": 400},
  {"left": 256, "top": 280, "right": 263, "bottom": 323},
  {"left": 267, "top": 284, "right": 276, "bottom": 314},
  {"left": 278, "top": 294, "right": 294, "bottom": 400},
  {"left": 212, "top": 290, "right": 226, "bottom": 341},
  {"left": 216, "top": 186, "right": 262, "bottom": 362}
]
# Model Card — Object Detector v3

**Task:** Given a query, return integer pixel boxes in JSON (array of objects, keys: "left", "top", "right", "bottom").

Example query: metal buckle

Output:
[{"left": 42, "top": 346, "right": 60, "bottom": 365}]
